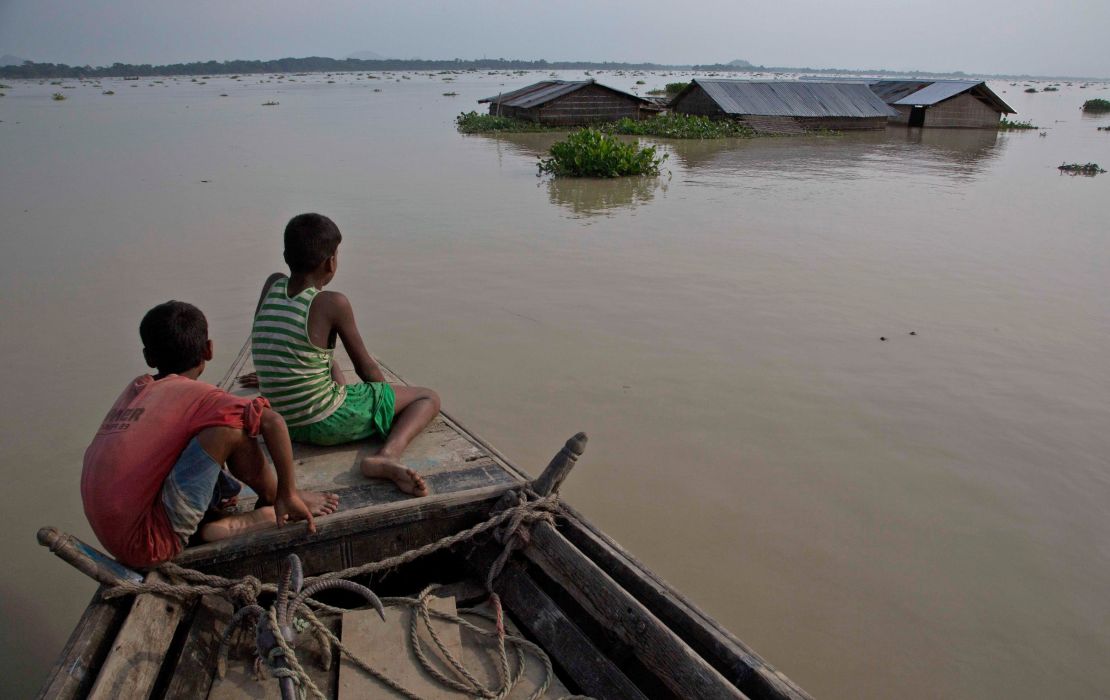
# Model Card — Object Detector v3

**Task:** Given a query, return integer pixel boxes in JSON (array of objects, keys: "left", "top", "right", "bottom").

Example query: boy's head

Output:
[
  {"left": 284, "top": 213, "right": 342, "bottom": 276},
  {"left": 139, "top": 301, "right": 212, "bottom": 375}
]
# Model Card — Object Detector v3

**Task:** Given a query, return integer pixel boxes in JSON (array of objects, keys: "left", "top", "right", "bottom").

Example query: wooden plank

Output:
[
  {"left": 494, "top": 562, "right": 649, "bottom": 700},
  {"left": 208, "top": 615, "right": 340, "bottom": 700},
  {"left": 36, "top": 589, "right": 132, "bottom": 700},
  {"left": 162, "top": 595, "right": 235, "bottom": 700},
  {"left": 87, "top": 571, "right": 187, "bottom": 700},
  {"left": 557, "top": 506, "right": 812, "bottom": 700},
  {"left": 339, "top": 596, "right": 462, "bottom": 699},
  {"left": 524, "top": 523, "right": 748, "bottom": 699},
  {"left": 177, "top": 483, "right": 515, "bottom": 569}
]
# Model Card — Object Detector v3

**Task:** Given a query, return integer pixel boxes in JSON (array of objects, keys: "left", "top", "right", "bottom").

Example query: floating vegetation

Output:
[
  {"left": 442, "top": 91, "right": 458, "bottom": 96},
  {"left": 635, "top": 80, "right": 646, "bottom": 85},
  {"left": 1098, "top": 126, "right": 1110, "bottom": 131},
  {"left": 219, "top": 93, "right": 228, "bottom": 97},
  {"left": 538, "top": 128, "right": 666, "bottom": 177},
  {"left": 664, "top": 81, "right": 690, "bottom": 96},
  {"left": 455, "top": 111, "right": 556, "bottom": 133},
  {"left": 1058, "top": 162, "right": 1105, "bottom": 175},
  {"left": 52, "top": 92, "right": 66, "bottom": 101},
  {"left": 1081, "top": 98, "right": 1110, "bottom": 113},
  {"left": 102, "top": 90, "right": 115, "bottom": 95},
  {"left": 261, "top": 101, "right": 279, "bottom": 106},
  {"left": 1043, "top": 86, "right": 1058, "bottom": 92},
  {"left": 0, "top": 83, "right": 10, "bottom": 89},
  {"left": 998, "top": 118, "right": 1038, "bottom": 130},
  {"left": 601, "top": 113, "right": 755, "bottom": 139},
  {"left": 1024, "top": 87, "right": 1037, "bottom": 93}
]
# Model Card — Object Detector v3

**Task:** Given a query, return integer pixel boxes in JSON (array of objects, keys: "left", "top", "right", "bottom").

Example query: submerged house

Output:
[
  {"left": 868, "top": 80, "right": 1015, "bottom": 128},
  {"left": 478, "top": 79, "right": 656, "bottom": 125},
  {"left": 669, "top": 79, "right": 897, "bottom": 133}
]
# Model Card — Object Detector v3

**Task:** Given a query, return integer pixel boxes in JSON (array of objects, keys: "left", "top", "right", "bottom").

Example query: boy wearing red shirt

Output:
[{"left": 81, "top": 301, "right": 339, "bottom": 568}]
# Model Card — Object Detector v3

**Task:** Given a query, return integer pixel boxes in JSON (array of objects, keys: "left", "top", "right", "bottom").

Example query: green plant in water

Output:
[
  {"left": 664, "top": 81, "right": 690, "bottom": 96},
  {"left": 1081, "top": 98, "right": 1110, "bottom": 113},
  {"left": 1024, "top": 87, "right": 1037, "bottom": 93},
  {"left": 538, "top": 128, "right": 666, "bottom": 177},
  {"left": 601, "top": 113, "right": 755, "bottom": 139},
  {"left": 999, "top": 118, "right": 1038, "bottom": 130},
  {"left": 1058, "top": 162, "right": 1105, "bottom": 175},
  {"left": 52, "top": 92, "right": 66, "bottom": 101},
  {"left": 102, "top": 90, "right": 115, "bottom": 95},
  {"left": 455, "top": 111, "right": 556, "bottom": 133}
]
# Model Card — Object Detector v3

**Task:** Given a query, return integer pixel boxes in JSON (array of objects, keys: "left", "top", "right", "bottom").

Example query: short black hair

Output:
[
  {"left": 284, "top": 213, "right": 342, "bottom": 273},
  {"left": 139, "top": 301, "right": 208, "bottom": 374}
]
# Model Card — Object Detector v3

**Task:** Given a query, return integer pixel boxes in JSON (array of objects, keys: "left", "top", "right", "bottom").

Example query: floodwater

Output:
[{"left": 1, "top": 71, "right": 1109, "bottom": 698}]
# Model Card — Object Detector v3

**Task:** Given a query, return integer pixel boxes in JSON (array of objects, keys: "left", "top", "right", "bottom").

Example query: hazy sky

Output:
[{"left": 1, "top": 0, "right": 1108, "bottom": 77}]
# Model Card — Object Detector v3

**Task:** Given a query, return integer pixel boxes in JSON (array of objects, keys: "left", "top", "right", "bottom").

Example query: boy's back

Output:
[
  {"left": 251, "top": 276, "right": 347, "bottom": 428},
  {"left": 82, "top": 373, "right": 267, "bottom": 567}
]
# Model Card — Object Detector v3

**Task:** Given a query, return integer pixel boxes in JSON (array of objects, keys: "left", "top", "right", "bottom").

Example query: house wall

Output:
[
  {"left": 888, "top": 105, "right": 913, "bottom": 124},
  {"left": 670, "top": 86, "right": 727, "bottom": 117},
  {"left": 923, "top": 93, "right": 1001, "bottom": 128},
  {"left": 796, "top": 116, "right": 889, "bottom": 131},
  {"left": 536, "top": 84, "right": 646, "bottom": 125}
]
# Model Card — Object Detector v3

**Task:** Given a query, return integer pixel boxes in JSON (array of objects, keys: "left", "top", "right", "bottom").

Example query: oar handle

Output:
[{"left": 37, "top": 527, "right": 144, "bottom": 586}]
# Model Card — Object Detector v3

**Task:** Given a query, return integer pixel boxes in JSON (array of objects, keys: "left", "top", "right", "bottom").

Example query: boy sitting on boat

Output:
[
  {"left": 247, "top": 212, "right": 439, "bottom": 497},
  {"left": 81, "top": 301, "right": 339, "bottom": 569}
]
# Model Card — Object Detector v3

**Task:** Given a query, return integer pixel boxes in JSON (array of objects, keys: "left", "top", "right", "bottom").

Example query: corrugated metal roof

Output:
[
  {"left": 478, "top": 80, "right": 649, "bottom": 109},
  {"left": 868, "top": 79, "right": 1015, "bottom": 113},
  {"left": 869, "top": 80, "right": 931, "bottom": 103},
  {"left": 892, "top": 80, "right": 982, "bottom": 105},
  {"left": 682, "top": 80, "right": 897, "bottom": 118}
]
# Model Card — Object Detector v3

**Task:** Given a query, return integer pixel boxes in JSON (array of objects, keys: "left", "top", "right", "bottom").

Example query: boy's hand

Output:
[
  {"left": 274, "top": 490, "right": 316, "bottom": 533},
  {"left": 238, "top": 372, "right": 260, "bottom": 388}
]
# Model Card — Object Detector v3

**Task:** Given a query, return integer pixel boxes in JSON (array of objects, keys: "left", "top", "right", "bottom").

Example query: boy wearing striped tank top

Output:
[{"left": 249, "top": 213, "right": 439, "bottom": 497}]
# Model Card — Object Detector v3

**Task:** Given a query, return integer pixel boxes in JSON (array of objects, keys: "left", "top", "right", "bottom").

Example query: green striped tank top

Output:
[{"left": 251, "top": 278, "right": 346, "bottom": 427}]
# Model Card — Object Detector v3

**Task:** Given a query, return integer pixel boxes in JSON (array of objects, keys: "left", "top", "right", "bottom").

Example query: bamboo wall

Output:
[
  {"left": 923, "top": 93, "right": 1002, "bottom": 128},
  {"left": 491, "top": 84, "right": 646, "bottom": 125}
]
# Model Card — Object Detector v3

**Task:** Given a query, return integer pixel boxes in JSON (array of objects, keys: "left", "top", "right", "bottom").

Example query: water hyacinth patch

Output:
[
  {"left": 538, "top": 128, "right": 666, "bottom": 177},
  {"left": 455, "top": 111, "right": 556, "bottom": 133},
  {"left": 602, "top": 113, "right": 755, "bottom": 139},
  {"left": 1082, "top": 98, "right": 1110, "bottom": 113}
]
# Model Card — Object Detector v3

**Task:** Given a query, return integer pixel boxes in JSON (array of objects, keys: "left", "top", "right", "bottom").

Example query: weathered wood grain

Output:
[
  {"left": 339, "top": 596, "right": 462, "bottom": 699},
  {"left": 178, "top": 483, "right": 515, "bottom": 570},
  {"left": 493, "top": 562, "right": 648, "bottom": 700},
  {"left": 86, "top": 572, "right": 186, "bottom": 700},
  {"left": 36, "top": 589, "right": 131, "bottom": 700},
  {"left": 161, "top": 595, "right": 234, "bottom": 700},
  {"left": 524, "top": 523, "right": 748, "bottom": 699}
]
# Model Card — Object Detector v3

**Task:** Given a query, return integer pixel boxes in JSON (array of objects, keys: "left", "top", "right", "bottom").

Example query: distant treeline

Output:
[{"left": 0, "top": 56, "right": 1098, "bottom": 81}]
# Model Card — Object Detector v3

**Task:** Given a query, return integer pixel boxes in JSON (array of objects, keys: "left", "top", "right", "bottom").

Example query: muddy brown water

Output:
[{"left": 1, "top": 72, "right": 1108, "bottom": 698}]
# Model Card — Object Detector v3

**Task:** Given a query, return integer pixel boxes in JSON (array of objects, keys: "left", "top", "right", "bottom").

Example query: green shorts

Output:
[{"left": 287, "top": 382, "right": 396, "bottom": 446}]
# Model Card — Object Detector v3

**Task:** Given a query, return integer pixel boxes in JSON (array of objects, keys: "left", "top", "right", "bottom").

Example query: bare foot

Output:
[
  {"left": 301, "top": 490, "right": 340, "bottom": 516},
  {"left": 199, "top": 506, "right": 278, "bottom": 541},
  {"left": 360, "top": 457, "right": 429, "bottom": 497}
]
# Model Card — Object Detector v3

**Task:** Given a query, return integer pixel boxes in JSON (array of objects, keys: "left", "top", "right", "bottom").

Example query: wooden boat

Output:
[{"left": 36, "top": 277, "right": 812, "bottom": 700}]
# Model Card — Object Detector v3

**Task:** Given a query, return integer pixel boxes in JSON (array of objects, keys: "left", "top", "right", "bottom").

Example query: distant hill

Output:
[
  {"left": 0, "top": 54, "right": 27, "bottom": 66},
  {"left": 347, "top": 50, "right": 386, "bottom": 60}
]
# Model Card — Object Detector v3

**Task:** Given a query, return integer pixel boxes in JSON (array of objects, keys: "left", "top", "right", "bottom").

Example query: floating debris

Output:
[
  {"left": 102, "top": 90, "right": 115, "bottom": 95},
  {"left": 442, "top": 91, "right": 458, "bottom": 96},
  {"left": 52, "top": 92, "right": 66, "bottom": 101},
  {"left": 1058, "top": 162, "right": 1106, "bottom": 175},
  {"left": 262, "top": 101, "right": 279, "bottom": 106}
]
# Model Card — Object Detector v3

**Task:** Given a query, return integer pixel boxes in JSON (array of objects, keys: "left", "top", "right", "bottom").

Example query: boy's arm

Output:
[
  {"left": 322, "top": 292, "right": 387, "bottom": 383},
  {"left": 258, "top": 408, "right": 316, "bottom": 533}
]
